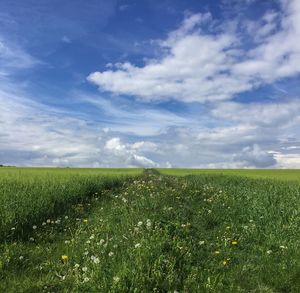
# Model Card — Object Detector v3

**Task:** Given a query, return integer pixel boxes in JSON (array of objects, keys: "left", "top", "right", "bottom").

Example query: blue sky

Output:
[{"left": 0, "top": 0, "right": 300, "bottom": 168}]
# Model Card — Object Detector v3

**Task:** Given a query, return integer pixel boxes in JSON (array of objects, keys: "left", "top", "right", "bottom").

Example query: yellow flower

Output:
[
  {"left": 231, "top": 240, "right": 238, "bottom": 245},
  {"left": 61, "top": 255, "right": 69, "bottom": 263},
  {"left": 223, "top": 258, "right": 230, "bottom": 266},
  {"left": 83, "top": 219, "right": 88, "bottom": 223}
]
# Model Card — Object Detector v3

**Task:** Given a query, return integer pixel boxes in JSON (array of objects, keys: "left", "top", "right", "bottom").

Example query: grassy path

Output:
[{"left": 1, "top": 170, "right": 300, "bottom": 292}]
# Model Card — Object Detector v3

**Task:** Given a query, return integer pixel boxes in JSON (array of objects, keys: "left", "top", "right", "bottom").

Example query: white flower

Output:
[
  {"left": 65, "top": 216, "right": 68, "bottom": 220},
  {"left": 280, "top": 245, "right": 287, "bottom": 249},
  {"left": 108, "top": 252, "right": 114, "bottom": 257},
  {"left": 74, "top": 263, "right": 80, "bottom": 268},
  {"left": 134, "top": 243, "right": 141, "bottom": 249},
  {"left": 267, "top": 250, "right": 272, "bottom": 254},
  {"left": 42, "top": 222, "right": 46, "bottom": 226},
  {"left": 146, "top": 219, "right": 152, "bottom": 228},
  {"left": 82, "top": 266, "right": 88, "bottom": 272},
  {"left": 91, "top": 256, "right": 100, "bottom": 264},
  {"left": 83, "top": 277, "right": 89, "bottom": 282},
  {"left": 11, "top": 227, "right": 16, "bottom": 231},
  {"left": 113, "top": 276, "right": 120, "bottom": 283},
  {"left": 29, "top": 237, "right": 34, "bottom": 242},
  {"left": 19, "top": 256, "right": 24, "bottom": 260},
  {"left": 137, "top": 221, "right": 143, "bottom": 227},
  {"left": 83, "top": 251, "right": 89, "bottom": 256},
  {"left": 98, "top": 239, "right": 105, "bottom": 245},
  {"left": 86, "top": 240, "right": 91, "bottom": 244},
  {"left": 64, "top": 240, "right": 70, "bottom": 244},
  {"left": 89, "top": 235, "right": 95, "bottom": 240},
  {"left": 32, "top": 225, "right": 37, "bottom": 230},
  {"left": 55, "top": 219, "right": 61, "bottom": 224},
  {"left": 199, "top": 241, "right": 205, "bottom": 245},
  {"left": 46, "top": 219, "right": 51, "bottom": 223}
]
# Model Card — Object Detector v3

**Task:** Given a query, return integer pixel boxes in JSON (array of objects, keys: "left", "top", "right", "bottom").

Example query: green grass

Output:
[
  {"left": 158, "top": 168, "right": 300, "bottom": 181},
  {"left": 1, "top": 169, "right": 300, "bottom": 292},
  {"left": 0, "top": 167, "right": 142, "bottom": 239}
]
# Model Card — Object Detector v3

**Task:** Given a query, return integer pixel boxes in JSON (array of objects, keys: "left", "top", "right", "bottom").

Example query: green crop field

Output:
[
  {"left": 1, "top": 168, "right": 300, "bottom": 292},
  {"left": 158, "top": 168, "right": 300, "bottom": 181}
]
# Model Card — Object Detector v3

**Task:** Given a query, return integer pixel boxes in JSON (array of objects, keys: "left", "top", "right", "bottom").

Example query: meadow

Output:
[
  {"left": 1, "top": 168, "right": 300, "bottom": 292},
  {"left": 158, "top": 168, "right": 300, "bottom": 181}
]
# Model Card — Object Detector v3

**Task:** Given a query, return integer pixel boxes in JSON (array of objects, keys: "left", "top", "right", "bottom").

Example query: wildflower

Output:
[
  {"left": 11, "top": 227, "right": 15, "bottom": 231},
  {"left": 46, "top": 219, "right": 51, "bottom": 224},
  {"left": 214, "top": 250, "right": 220, "bottom": 255},
  {"left": 86, "top": 240, "right": 91, "bottom": 244},
  {"left": 113, "top": 276, "right": 120, "bottom": 283},
  {"left": 83, "top": 251, "right": 89, "bottom": 256},
  {"left": 280, "top": 245, "right": 287, "bottom": 249},
  {"left": 32, "top": 225, "right": 37, "bottom": 230},
  {"left": 65, "top": 216, "right": 68, "bottom": 220},
  {"left": 83, "top": 277, "right": 90, "bottom": 282},
  {"left": 89, "top": 235, "right": 95, "bottom": 240},
  {"left": 134, "top": 243, "right": 141, "bottom": 249},
  {"left": 83, "top": 219, "right": 88, "bottom": 223},
  {"left": 42, "top": 222, "right": 46, "bottom": 226},
  {"left": 91, "top": 256, "right": 100, "bottom": 264},
  {"left": 137, "top": 221, "right": 143, "bottom": 227},
  {"left": 108, "top": 252, "right": 114, "bottom": 257},
  {"left": 82, "top": 266, "right": 88, "bottom": 272},
  {"left": 29, "top": 237, "right": 34, "bottom": 242},
  {"left": 267, "top": 250, "right": 272, "bottom": 254},
  {"left": 146, "top": 219, "right": 152, "bottom": 229},
  {"left": 231, "top": 241, "right": 238, "bottom": 245},
  {"left": 226, "top": 226, "right": 230, "bottom": 230},
  {"left": 65, "top": 240, "right": 70, "bottom": 244},
  {"left": 61, "top": 255, "right": 68, "bottom": 264},
  {"left": 19, "top": 256, "right": 24, "bottom": 260},
  {"left": 223, "top": 258, "right": 230, "bottom": 266},
  {"left": 55, "top": 219, "right": 61, "bottom": 224},
  {"left": 199, "top": 241, "right": 205, "bottom": 245},
  {"left": 97, "top": 239, "right": 105, "bottom": 245},
  {"left": 74, "top": 263, "right": 80, "bottom": 269}
]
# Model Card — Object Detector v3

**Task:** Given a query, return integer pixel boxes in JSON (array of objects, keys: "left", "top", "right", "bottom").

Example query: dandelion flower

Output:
[{"left": 61, "top": 255, "right": 68, "bottom": 264}]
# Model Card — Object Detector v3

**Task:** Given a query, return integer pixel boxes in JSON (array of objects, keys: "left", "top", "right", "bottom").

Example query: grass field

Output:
[
  {"left": 1, "top": 168, "right": 300, "bottom": 292},
  {"left": 158, "top": 168, "right": 300, "bottom": 181}
]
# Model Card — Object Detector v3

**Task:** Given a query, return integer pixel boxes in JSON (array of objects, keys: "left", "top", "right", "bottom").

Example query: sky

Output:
[{"left": 0, "top": 0, "right": 300, "bottom": 168}]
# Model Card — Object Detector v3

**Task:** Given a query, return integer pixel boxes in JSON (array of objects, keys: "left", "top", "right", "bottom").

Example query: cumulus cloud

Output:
[
  {"left": 0, "top": 89, "right": 161, "bottom": 168},
  {"left": 88, "top": 0, "right": 300, "bottom": 103}
]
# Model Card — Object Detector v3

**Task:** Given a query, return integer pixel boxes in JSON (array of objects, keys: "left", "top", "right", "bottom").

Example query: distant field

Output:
[{"left": 158, "top": 168, "right": 300, "bottom": 181}]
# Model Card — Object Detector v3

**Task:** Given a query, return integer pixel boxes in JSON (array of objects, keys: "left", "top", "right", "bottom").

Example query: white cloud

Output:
[
  {"left": 0, "top": 89, "right": 161, "bottom": 168},
  {"left": 88, "top": 0, "right": 300, "bottom": 103},
  {"left": 0, "top": 36, "right": 38, "bottom": 76}
]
